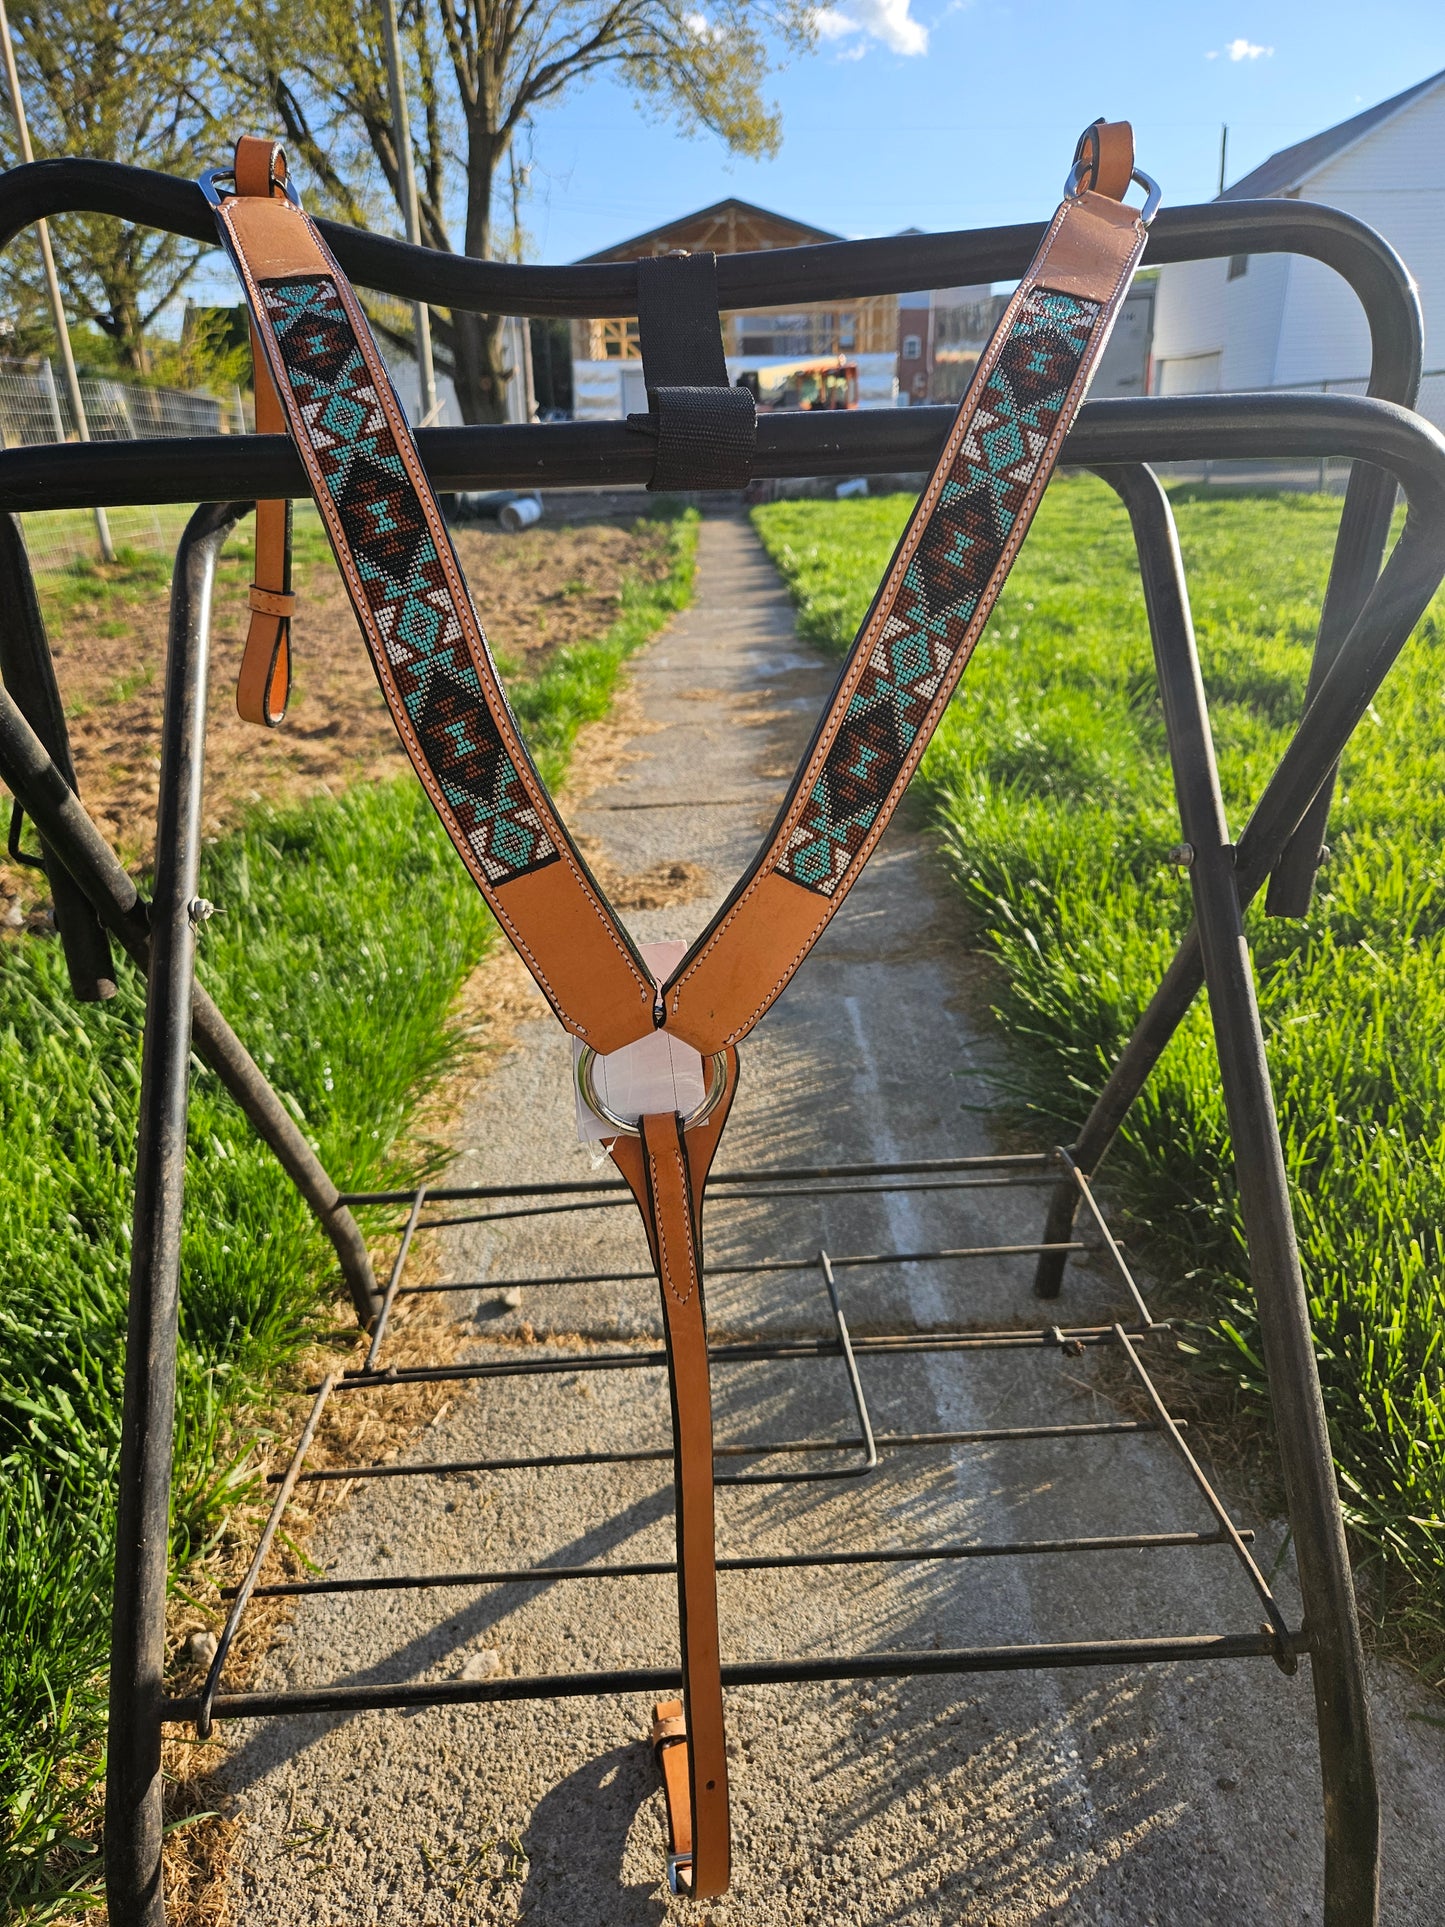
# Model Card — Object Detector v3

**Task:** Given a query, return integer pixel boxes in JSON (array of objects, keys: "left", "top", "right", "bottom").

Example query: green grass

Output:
[
  {"left": 754, "top": 481, "right": 1445, "bottom": 1666},
  {"left": 0, "top": 509, "right": 697, "bottom": 1920},
  {"left": 32, "top": 503, "right": 339, "bottom": 643}
]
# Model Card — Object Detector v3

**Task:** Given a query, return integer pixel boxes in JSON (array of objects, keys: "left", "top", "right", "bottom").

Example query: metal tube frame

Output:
[
  {"left": 0, "top": 163, "right": 1440, "bottom": 1926},
  {"left": 0, "top": 171, "right": 1425, "bottom": 903},
  {"left": 9, "top": 448, "right": 1432, "bottom": 1927},
  {"left": 0, "top": 529, "right": 380, "bottom": 1327},
  {"left": 1035, "top": 411, "right": 1445, "bottom": 1301},
  {"left": 1097, "top": 464, "right": 1380, "bottom": 1919},
  {"left": 104, "top": 504, "right": 232, "bottom": 1927},
  {"left": 123, "top": 409, "right": 1444, "bottom": 1922}
]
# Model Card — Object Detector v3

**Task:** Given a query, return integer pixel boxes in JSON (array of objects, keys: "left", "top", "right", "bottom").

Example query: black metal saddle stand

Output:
[{"left": 3, "top": 158, "right": 1443, "bottom": 1927}]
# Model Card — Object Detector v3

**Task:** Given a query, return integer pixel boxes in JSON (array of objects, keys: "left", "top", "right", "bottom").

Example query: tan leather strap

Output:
[
  {"left": 1074, "top": 117, "right": 1134, "bottom": 201},
  {"left": 234, "top": 134, "right": 287, "bottom": 198},
  {"left": 234, "top": 138, "right": 295, "bottom": 728},
  {"left": 208, "top": 126, "right": 1149, "bottom": 1054},
  {"left": 651, "top": 1700, "right": 694, "bottom": 1887},
  {"left": 609, "top": 1060, "right": 737, "bottom": 1899},
  {"left": 207, "top": 131, "right": 1154, "bottom": 1900},
  {"left": 207, "top": 170, "right": 658, "bottom": 1049}
]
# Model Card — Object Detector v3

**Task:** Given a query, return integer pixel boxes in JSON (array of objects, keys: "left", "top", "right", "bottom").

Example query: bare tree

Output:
[
  {"left": 0, "top": 0, "right": 224, "bottom": 372},
  {"left": 234, "top": 0, "right": 815, "bottom": 422}
]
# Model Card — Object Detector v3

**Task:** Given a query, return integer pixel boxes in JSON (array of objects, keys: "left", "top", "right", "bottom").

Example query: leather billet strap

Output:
[
  {"left": 233, "top": 139, "right": 296, "bottom": 727},
  {"left": 650, "top": 1700, "right": 694, "bottom": 1889},
  {"left": 609, "top": 1058, "right": 738, "bottom": 1898}
]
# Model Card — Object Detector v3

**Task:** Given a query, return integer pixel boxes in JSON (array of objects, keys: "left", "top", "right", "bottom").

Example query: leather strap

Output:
[
  {"left": 206, "top": 131, "right": 1152, "bottom": 1897},
  {"left": 207, "top": 179, "right": 659, "bottom": 1050},
  {"left": 658, "top": 175, "right": 1149, "bottom": 1053},
  {"left": 208, "top": 131, "right": 1146, "bottom": 1055},
  {"left": 651, "top": 1699, "right": 693, "bottom": 1883},
  {"left": 608, "top": 1057, "right": 738, "bottom": 1898},
  {"left": 1074, "top": 118, "right": 1134, "bottom": 202},
  {"left": 234, "top": 137, "right": 295, "bottom": 728}
]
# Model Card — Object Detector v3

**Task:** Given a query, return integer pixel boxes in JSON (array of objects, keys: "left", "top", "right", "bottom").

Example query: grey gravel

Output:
[{"left": 221, "top": 513, "right": 1445, "bottom": 1925}]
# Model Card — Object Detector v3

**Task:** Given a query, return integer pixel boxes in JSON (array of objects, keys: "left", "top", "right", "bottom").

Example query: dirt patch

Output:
[
  {"left": 1, "top": 514, "right": 672, "bottom": 909},
  {"left": 576, "top": 843, "right": 712, "bottom": 909}
]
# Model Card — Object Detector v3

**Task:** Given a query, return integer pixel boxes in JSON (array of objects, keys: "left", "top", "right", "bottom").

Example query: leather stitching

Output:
[{"left": 647, "top": 1133, "right": 695, "bottom": 1308}]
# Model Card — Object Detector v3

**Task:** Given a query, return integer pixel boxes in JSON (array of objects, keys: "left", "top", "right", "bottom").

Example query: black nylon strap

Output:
[{"left": 631, "top": 252, "right": 755, "bottom": 491}]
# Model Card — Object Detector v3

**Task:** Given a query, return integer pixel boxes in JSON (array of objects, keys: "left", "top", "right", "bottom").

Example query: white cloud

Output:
[
  {"left": 685, "top": 10, "right": 723, "bottom": 40},
  {"left": 1225, "top": 37, "right": 1273, "bottom": 60},
  {"left": 812, "top": 0, "right": 929, "bottom": 57}
]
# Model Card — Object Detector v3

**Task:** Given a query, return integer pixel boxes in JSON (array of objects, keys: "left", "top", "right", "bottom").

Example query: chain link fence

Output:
[{"left": 0, "top": 358, "right": 249, "bottom": 573}]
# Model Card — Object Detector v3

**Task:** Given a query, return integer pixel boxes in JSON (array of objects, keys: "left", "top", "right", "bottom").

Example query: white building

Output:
[{"left": 1151, "top": 68, "right": 1445, "bottom": 429}]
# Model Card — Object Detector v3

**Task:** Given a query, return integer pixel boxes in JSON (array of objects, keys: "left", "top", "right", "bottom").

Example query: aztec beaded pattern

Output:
[
  {"left": 776, "top": 288, "right": 1099, "bottom": 897},
  {"left": 259, "top": 275, "right": 558, "bottom": 886}
]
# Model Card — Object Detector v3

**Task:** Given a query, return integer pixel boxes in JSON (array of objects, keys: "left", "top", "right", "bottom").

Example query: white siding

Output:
[
  {"left": 1152, "top": 256, "right": 1228, "bottom": 369},
  {"left": 1151, "top": 250, "right": 1289, "bottom": 394},
  {"left": 571, "top": 360, "right": 646, "bottom": 421},
  {"left": 1092, "top": 287, "right": 1153, "bottom": 397},
  {"left": 1277, "top": 81, "right": 1445, "bottom": 419},
  {"left": 1150, "top": 76, "right": 1445, "bottom": 427}
]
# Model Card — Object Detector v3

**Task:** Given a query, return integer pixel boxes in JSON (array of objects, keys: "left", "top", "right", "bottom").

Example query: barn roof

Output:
[
  {"left": 1220, "top": 67, "right": 1445, "bottom": 200},
  {"left": 575, "top": 198, "right": 841, "bottom": 262}
]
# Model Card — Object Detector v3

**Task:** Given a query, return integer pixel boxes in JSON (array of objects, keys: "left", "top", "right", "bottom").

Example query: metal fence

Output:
[
  {"left": 0, "top": 359, "right": 248, "bottom": 571},
  {"left": 1158, "top": 368, "right": 1445, "bottom": 493}
]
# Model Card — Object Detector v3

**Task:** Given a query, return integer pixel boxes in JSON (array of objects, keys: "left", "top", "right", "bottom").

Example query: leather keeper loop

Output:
[
  {"left": 1074, "top": 118, "right": 1134, "bottom": 201},
  {"left": 247, "top": 585, "right": 296, "bottom": 617},
  {"left": 234, "top": 135, "right": 288, "bottom": 199}
]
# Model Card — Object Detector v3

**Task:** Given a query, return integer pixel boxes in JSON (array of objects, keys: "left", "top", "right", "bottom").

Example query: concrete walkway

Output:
[{"left": 222, "top": 514, "right": 1445, "bottom": 1925}]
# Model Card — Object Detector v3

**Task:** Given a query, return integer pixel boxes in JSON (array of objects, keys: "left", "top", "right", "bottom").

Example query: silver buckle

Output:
[{"left": 666, "top": 1851, "right": 693, "bottom": 1896}]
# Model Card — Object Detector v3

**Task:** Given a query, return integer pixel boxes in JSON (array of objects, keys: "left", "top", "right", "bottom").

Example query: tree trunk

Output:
[
  {"left": 111, "top": 289, "right": 151, "bottom": 375},
  {"left": 449, "top": 119, "right": 513, "bottom": 425},
  {"left": 449, "top": 308, "right": 511, "bottom": 425}
]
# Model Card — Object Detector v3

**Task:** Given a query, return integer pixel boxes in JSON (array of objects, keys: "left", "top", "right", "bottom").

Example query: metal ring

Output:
[
  {"left": 1060, "top": 159, "right": 1161, "bottom": 227},
  {"left": 198, "top": 165, "right": 304, "bottom": 212},
  {"left": 576, "top": 1044, "right": 729, "bottom": 1137},
  {"left": 1131, "top": 167, "right": 1163, "bottom": 226}
]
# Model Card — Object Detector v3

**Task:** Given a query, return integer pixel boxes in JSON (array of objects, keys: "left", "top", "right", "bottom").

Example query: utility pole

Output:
[
  {"left": 378, "top": 0, "right": 439, "bottom": 425},
  {"left": 0, "top": 0, "right": 114, "bottom": 559},
  {"left": 1218, "top": 123, "right": 1229, "bottom": 197}
]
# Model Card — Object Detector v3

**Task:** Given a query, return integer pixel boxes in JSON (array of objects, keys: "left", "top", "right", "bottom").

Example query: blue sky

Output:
[{"left": 519, "top": 1, "right": 1445, "bottom": 261}]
